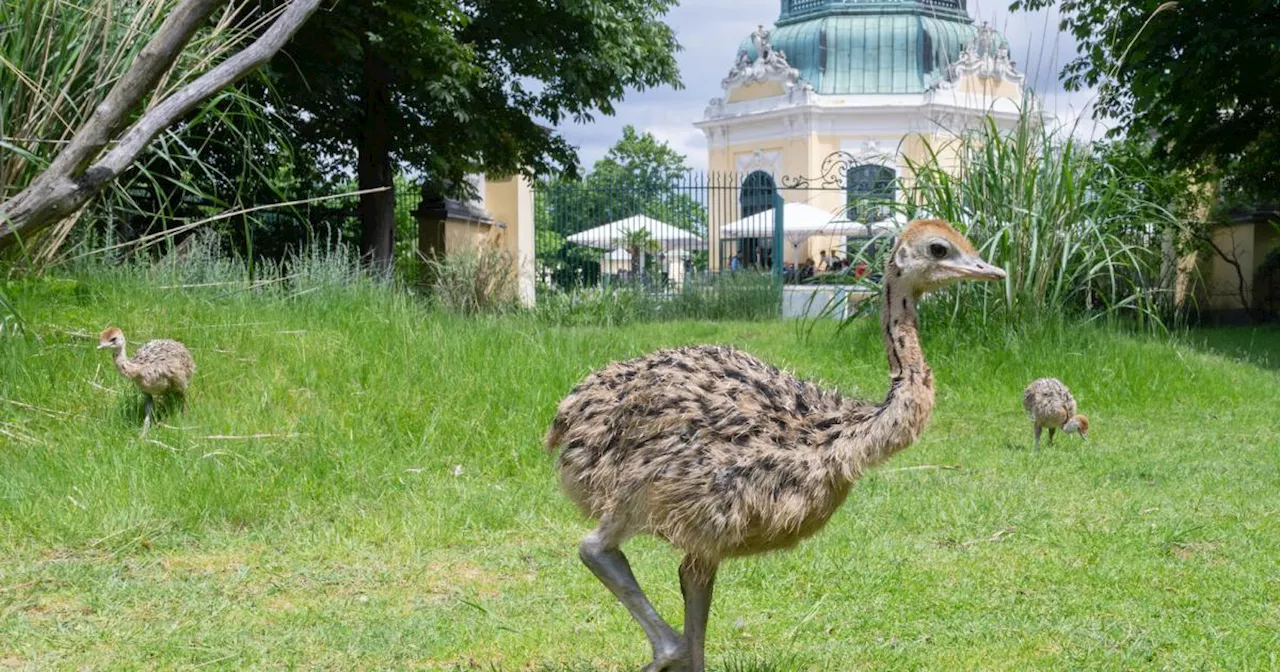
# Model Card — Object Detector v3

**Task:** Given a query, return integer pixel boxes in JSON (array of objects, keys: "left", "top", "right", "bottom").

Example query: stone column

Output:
[{"left": 484, "top": 175, "right": 535, "bottom": 307}]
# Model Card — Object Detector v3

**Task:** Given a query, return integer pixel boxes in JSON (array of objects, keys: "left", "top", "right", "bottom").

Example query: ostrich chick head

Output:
[
  {"left": 1063, "top": 414, "right": 1090, "bottom": 440},
  {"left": 894, "top": 219, "right": 1007, "bottom": 293},
  {"left": 97, "top": 327, "right": 125, "bottom": 352}
]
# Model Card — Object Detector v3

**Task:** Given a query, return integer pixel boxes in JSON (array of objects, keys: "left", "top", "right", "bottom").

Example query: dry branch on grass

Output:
[
  {"left": 201, "top": 433, "right": 297, "bottom": 441},
  {"left": 879, "top": 464, "right": 963, "bottom": 474}
]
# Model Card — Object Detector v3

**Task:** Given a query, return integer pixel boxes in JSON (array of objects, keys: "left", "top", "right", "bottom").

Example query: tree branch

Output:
[
  {"left": 1191, "top": 222, "right": 1256, "bottom": 320},
  {"left": 46, "top": 0, "right": 222, "bottom": 179},
  {"left": 98, "top": 0, "right": 321, "bottom": 176},
  {"left": 0, "top": 0, "right": 322, "bottom": 249}
]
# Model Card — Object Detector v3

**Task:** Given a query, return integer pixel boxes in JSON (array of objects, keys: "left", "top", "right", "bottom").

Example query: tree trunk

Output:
[{"left": 358, "top": 34, "right": 396, "bottom": 271}]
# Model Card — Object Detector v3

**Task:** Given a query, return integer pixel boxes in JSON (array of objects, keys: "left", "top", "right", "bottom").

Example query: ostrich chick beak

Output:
[
  {"left": 942, "top": 255, "right": 1007, "bottom": 281},
  {"left": 96, "top": 343, "right": 110, "bottom": 350}
]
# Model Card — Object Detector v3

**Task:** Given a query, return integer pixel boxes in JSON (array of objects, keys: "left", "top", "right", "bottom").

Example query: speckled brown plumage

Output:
[
  {"left": 1022, "top": 377, "right": 1088, "bottom": 450},
  {"left": 544, "top": 219, "right": 1007, "bottom": 671},
  {"left": 549, "top": 343, "right": 919, "bottom": 561},
  {"left": 98, "top": 327, "right": 195, "bottom": 428}
]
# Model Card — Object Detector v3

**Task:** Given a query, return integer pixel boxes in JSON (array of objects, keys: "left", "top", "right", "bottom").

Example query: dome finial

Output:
[{"left": 750, "top": 24, "right": 773, "bottom": 61}]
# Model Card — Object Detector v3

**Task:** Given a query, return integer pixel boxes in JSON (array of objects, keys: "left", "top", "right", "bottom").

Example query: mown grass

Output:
[{"left": 1, "top": 273, "right": 1278, "bottom": 670}]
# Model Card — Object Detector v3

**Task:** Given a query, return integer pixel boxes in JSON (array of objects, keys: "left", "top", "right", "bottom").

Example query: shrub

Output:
[{"left": 425, "top": 247, "right": 518, "bottom": 316}]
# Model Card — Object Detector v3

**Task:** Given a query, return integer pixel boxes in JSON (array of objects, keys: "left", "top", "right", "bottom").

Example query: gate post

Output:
[{"left": 772, "top": 192, "right": 785, "bottom": 280}]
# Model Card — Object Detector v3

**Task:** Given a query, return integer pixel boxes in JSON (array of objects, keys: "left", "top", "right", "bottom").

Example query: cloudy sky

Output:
[{"left": 555, "top": 0, "right": 1109, "bottom": 172}]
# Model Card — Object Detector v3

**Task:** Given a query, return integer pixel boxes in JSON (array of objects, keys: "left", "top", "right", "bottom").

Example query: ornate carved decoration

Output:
[
  {"left": 936, "top": 21, "right": 1025, "bottom": 89},
  {"left": 735, "top": 149, "right": 782, "bottom": 182},
  {"left": 720, "top": 24, "right": 804, "bottom": 92},
  {"left": 840, "top": 139, "right": 896, "bottom": 167},
  {"left": 780, "top": 150, "right": 891, "bottom": 191}
]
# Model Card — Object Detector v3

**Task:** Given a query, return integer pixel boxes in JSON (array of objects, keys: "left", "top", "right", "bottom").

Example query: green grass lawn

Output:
[{"left": 2, "top": 276, "right": 1279, "bottom": 670}]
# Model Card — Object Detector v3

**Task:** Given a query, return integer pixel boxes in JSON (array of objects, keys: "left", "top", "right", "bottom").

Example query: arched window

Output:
[
  {"left": 846, "top": 164, "right": 895, "bottom": 221},
  {"left": 739, "top": 171, "right": 777, "bottom": 218},
  {"left": 733, "top": 171, "right": 778, "bottom": 270}
]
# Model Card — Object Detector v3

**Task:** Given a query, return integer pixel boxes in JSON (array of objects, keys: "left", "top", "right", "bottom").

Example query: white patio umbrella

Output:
[
  {"left": 720, "top": 202, "right": 899, "bottom": 248},
  {"left": 604, "top": 247, "right": 694, "bottom": 260},
  {"left": 566, "top": 214, "right": 706, "bottom": 251}
]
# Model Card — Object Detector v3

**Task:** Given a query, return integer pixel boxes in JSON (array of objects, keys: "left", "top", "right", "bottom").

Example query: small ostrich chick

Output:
[
  {"left": 98, "top": 327, "right": 195, "bottom": 429},
  {"left": 1022, "top": 377, "right": 1088, "bottom": 451}
]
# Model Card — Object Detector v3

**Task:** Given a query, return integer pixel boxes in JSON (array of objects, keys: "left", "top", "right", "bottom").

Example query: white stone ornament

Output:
[
  {"left": 721, "top": 25, "right": 804, "bottom": 93},
  {"left": 945, "top": 21, "right": 1026, "bottom": 86}
]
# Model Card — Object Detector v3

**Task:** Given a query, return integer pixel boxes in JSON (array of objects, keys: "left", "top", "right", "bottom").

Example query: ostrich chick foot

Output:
[{"left": 643, "top": 642, "right": 690, "bottom": 672}]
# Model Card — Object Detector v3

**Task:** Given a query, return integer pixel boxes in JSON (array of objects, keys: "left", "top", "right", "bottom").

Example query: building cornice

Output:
[
  {"left": 696, "top": 94, "right": 1027, "bottom": 132},
  {"left": 697, "top": 102, "right": 1038, "bottom": 151}
]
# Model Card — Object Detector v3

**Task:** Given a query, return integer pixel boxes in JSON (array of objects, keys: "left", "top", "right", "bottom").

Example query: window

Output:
[
  {"left": 846, "top": 165, "right": 895, "bottom": 221},
  {"left": 740, "top": 171, "right": 777, "bottom": 218},
  {"left": 818, "top": 27, "right": 828, "bottom": 74},
  {"left": 733, "top": 171, "right": 778, "bottom": 270},
  {"left": 921, "top": 31, "right": 934, "bottom": 74}
]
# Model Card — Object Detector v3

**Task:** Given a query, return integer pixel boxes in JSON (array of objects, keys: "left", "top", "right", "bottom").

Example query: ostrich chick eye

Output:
[{"left": 928, "top": 242, "right": 949, "bottom": 259}]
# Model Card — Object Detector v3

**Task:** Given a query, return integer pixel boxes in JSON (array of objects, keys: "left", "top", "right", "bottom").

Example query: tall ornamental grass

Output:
[
  {"left": 896, "top": 108, "right": 1177, "bottom": 332},
  {"left": 1, "top": 0, "right": 289, "bottom": 262}
]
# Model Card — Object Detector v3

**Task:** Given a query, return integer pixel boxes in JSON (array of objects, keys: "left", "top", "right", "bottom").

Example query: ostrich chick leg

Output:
[
  {"left": 579, "top": 527, "right": 685, "bottom": 670},
  {"left": 142, "top": 394, "right": 154, "bottom": 433},
  {"left": 1033, "top": 425, "right": 1042, "bottom": 452},
  {"left": 679, "top": 556, "right": 718, "bottom": 672}
]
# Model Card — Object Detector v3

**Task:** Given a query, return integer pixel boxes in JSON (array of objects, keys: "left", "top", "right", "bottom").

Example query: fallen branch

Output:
[
  {"left": 960, "top": 526, "right": 1016, "bottom": 547},
  {"left": 3, "top": 398, "right": 76, "bottom": 418},
  {"left": 201, "top": 433, "right": 296, "bottom": 441},
  {"left": 879, "top": 464, "right": 962, "bottom": 474},
  {"left": 66, "top": 187, "right": 390, "bottom": 261},
  {"left": 0, "top": 423, "right": 41, "bottom": 445}
]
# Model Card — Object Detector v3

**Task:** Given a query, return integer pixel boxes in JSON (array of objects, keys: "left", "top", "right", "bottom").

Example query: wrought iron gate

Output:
[{"left": 532, "top": 151, "right": 899, "bottom": 317}]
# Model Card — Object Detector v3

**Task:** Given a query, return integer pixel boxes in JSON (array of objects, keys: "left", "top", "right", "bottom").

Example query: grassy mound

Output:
[{"left": 1, "top": 274, "right": 1278, "bottom": 669}]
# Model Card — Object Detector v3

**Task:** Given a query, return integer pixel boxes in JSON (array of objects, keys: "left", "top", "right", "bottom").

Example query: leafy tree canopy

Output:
[
  {"left": 264, "top": 0, "right": 680, "bottom": 185},
  {"left": 255, "top": 0, "right": 682, "bottom": 265},
  {"left": 1012, "top": 0, "right": 1280, "bottom": 201},
  {"left": 535, "top": 125, "right": 709, "bottom": 285},
  {"left": 539, "top": 125, "right": 707, "bottom": 237}
]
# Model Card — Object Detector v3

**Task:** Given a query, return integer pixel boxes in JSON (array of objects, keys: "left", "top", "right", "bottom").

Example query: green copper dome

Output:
[{"left": 736, "top": 1, "right": 1009, "bottom": 95}]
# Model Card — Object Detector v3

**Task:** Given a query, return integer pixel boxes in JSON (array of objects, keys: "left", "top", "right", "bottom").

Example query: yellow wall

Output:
[
  {"left": 955, "top": 76, "right": 1022, "bottom": 101},
  {"left": 442, "top": 219, "right": 500, "bottom": 254},
  {"left": 705, "top": 135, "right": 809, "bottom": 271},
  {"left": 483, "top": 175, "right": 536, "bottom": 306},
  {"left": 1203, "top": 224, "right": 1257, "bottom": 310},
  {"left": 1192, "top": 222, "right": 1279, "bottom": 313},
  {"left": 726, "top": 81, "right": 786, "bottom": 103}
]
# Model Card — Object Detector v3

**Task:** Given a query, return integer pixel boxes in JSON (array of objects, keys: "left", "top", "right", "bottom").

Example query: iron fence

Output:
[{"left": 533, "top": 157, "right": 899, "bottom": 318}]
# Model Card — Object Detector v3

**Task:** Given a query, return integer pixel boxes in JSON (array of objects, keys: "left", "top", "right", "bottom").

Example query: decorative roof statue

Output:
[
  {"left": 751, "top": 25, "right": 772, "bottom": 60},
  {"left": 941, "top": 21, "right": 1025, "bottom": 87},
  {"left": 721, "top": 23, "right": 803, "bottom": 92}
]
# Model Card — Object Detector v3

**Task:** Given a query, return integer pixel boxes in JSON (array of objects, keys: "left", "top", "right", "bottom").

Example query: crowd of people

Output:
[
  {"left": 728, "top": 246, "right": 876, "bottom": 284},
  {"left": 782, "top": 249, "right": 869, "bottom": 284}
]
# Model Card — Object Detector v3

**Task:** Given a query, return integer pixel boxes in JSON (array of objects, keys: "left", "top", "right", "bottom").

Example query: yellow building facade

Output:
[{"left": 695, "top": 0, "right": 1029, "bottom": 271}]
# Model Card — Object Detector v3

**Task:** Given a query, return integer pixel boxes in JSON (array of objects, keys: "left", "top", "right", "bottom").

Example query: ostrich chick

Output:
[
  {"left": 545, "top": 219, "right": 1006, "bottom": 672},
  {"left": 1022, "top": 377, "right": 1088, "bottom": 451},
  {"left": 98, "top": 327, "right": 195, "bottom": 429}
]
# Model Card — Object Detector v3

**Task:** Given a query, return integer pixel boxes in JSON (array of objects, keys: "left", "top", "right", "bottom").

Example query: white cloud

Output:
[
  {"left": 644, "top": 123, "right": 710, "bottom": 171},
  {"left": 556, "top": 0, "right": 1103, "bottom": 171}
]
